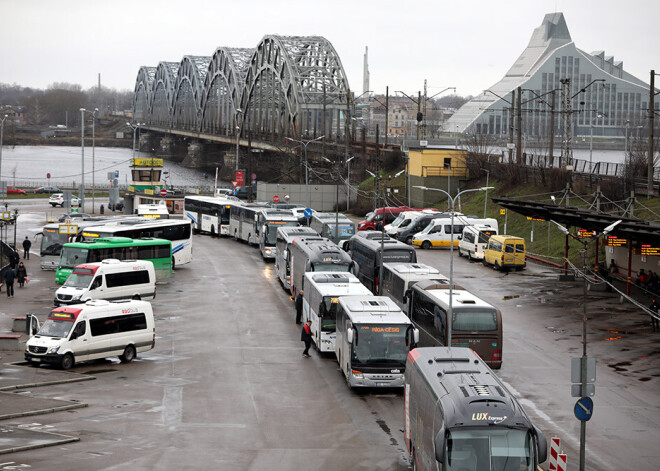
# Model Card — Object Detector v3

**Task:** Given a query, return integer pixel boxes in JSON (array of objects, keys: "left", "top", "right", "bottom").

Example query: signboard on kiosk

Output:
[{"left": 606, "top": 236, "right": 627, "bottom": 247}]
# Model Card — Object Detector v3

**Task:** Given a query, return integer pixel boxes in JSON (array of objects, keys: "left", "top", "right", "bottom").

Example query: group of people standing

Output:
[{"left": 1, "top": 236, "right": 31, "bottom": 298}]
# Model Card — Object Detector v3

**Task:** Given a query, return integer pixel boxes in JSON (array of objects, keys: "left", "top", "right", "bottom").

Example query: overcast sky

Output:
[{"left": 2, "top": 0, "right": 658, "bottom": 98}]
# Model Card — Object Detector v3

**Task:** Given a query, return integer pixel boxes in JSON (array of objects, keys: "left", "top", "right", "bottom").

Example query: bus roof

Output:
[
  {"left": 276, "top": 226, "right": 317, "bottom": 238},
  {"left": 63, "top": 237, "right": 171, "bottom": 247},
  {"left": 407, "top": 347, "right": 533, "bottom": 428},
  {"left": 306, "top": 273, "right": 372, "bottom": 297},
  {"left": 383, "top": 262, "right": 442, "bottom": 276},
  {"left": 338, "top": 296, "right": 410, "bottom": 324},
  {"left": 414, "top": 281, "right": 495, "bottom": 310}
]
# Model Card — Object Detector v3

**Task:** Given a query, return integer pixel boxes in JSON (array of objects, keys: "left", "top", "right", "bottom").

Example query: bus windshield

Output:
[
  {"left": 320, "top": 296, "right": 339, "bottom": 332},
  {"left": 312, "top": 263, "right": 351, "bottom": 272},
  {"left": 452, "top": 310, "right": 498, "bottom": 331},
  {"left": 38, "top": 319, "right": 74, "bottom": 338},
  {"left": 41, "top": 229, "right": 66, "bottom": 256},
  {"left": 63, "top": 272, "right": 93, "bottom": 288},
  {"left": 446, "top": 428, "right": 535, "bottom": 471},
  {"left": 60, "top": 247, "right": 89, "bottom": 269},
  {"left": 351, "top": 324, "right": 409, "bottom": 367}
]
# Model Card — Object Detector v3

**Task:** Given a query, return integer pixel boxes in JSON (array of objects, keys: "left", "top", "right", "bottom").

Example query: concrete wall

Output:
[{"left": 257, "top": 182, "right": 357, "bottom": 211}]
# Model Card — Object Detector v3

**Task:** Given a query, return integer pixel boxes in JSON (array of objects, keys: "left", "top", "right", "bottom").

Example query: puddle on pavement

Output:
[
  {"left": 602, "top": 329, "right": 633, "bottom": 341},
  {"left": 502, "top": 295, "right": 520, "bottom": 300},
  {"left": 82, "top": 369, "right": 117, "bottom": 375},
  {"left": 609, "top": 361, "right": 631, "bottom": 372}
]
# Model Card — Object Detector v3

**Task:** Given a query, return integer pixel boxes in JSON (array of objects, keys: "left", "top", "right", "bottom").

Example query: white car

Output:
[{"left": 49, "top": 193, "right": 80, "bottom": 207}]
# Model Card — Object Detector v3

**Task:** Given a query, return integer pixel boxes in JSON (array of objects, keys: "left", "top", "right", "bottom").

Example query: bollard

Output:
[
  {"left": 100, "top": 204, "right": 104, "bottom": 215},
  {"left": 549, "top": 436, "right": 560, "bottom": 470},
  {"left": 557, "top": 453, "right": 567, "bottom": 471}
]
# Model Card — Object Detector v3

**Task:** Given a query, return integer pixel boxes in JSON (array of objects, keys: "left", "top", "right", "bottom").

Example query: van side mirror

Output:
[{"left": 346, "top": 328, "right": 354, "bottom": 344}]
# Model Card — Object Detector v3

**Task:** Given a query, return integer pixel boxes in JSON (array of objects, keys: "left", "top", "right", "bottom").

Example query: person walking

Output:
[
  {"left": 16, "top": 262, "right": 27, "bottom": 288},
  {"left": 9, "top": 250, "right": 19, "bottom": 270},
  {"left": 22, "top": 236, "right": 32, "bottom": 260},
  {"left": 3, "top": 267, "right": 16, "bottom": 298},
  {"left": 650, "top": 298, "right": 660, "bottom": 332},
  {"left": 295, "top": 293, "right": 303, "bottom": 325},
  {"left": 301, "top": 320, "right": 313, "bottom": 358}
]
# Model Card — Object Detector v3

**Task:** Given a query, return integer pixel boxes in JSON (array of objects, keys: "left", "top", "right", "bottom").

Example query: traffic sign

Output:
[
  {"left": 231, "top": 181, "right": 238, "bottom": 188},
  {"left": 303, "top": 208, "right": 313, "bottom": 218},
  {"left": 160, "top": 189, "right": 167, "bottom": 197},
  {"left": 272, "top": 195, "right": 280, "bottom": 203},
  {"left": 574, "top": 396, "right": 594, "bottom": 422}
]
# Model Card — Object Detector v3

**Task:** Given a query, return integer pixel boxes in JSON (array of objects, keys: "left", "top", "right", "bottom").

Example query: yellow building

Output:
[{"left": 406, "top": 145, "right": 469, "bottom": 207}]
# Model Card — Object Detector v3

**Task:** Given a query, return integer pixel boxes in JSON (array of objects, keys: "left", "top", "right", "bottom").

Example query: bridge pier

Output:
[{"left": 181, "top": 141, "right": 227, "bottom": 170}]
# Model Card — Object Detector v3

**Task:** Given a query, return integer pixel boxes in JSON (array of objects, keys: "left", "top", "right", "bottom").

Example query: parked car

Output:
[
  {"left": 35, "top": 186, "right": 61, "bottom": 194},
  {"left": 57, "top": 212, "right": 91, "bottom": 222},
  {"left": 7, "top": 185, "right": 26, "bottom": 195},
  {"left": 49, "top": 193, "right": 81, "bottom": 207}
]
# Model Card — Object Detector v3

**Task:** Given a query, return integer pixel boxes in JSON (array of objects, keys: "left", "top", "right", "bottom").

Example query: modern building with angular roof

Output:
[{"left": 446, "top": 13, "right": 652, "bottom": 139}]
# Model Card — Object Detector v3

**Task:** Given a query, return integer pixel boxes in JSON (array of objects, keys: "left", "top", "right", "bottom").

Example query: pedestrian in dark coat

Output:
[
  {"left": 650, "top": 298, "right": 660, "bottom": 332},
  {"left": 9, "top": 250, "right": 19, "bottom": 270},
  {"left": 16, "top": 262, "right": 27, "bottom": 288},
  {"left": 295, "top": 293, "right": 304, "bottom": 324},
  {"left": 3, "top": 268, "right": 16, "bottom": 298},
  {"left": 301, "top": 320, "right": 313, "bottom": 357},
  {"left": 22, "top": 236, "right": 32, "bottom": 260}
]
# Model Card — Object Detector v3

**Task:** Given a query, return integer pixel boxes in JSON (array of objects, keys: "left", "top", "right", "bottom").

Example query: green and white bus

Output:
[{"left": 56, "top": 237, "right": 172, "bottom": 284}]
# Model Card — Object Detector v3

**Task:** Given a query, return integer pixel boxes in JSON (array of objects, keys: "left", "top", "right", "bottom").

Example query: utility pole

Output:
[
  {"left": 560, "top": 78, "right": 573, "bottom": 166},
  {"left": 517, "top": 87, "right": 523, "bottom": 164},
  {"left": 322, "top": 84, "right": 327, "bottom": 159},
  {"left": 509, "top": 89, "right": 516, "bottom": 163},
  {"left": 416, "top": 91, "right": 421, "bottom": 140},
  {"left": 423, "top": 79, "right": 428, "bottom": 140},
  {"left": 549, "top": 90, "right": 556, "bottom": 166},
  {"left": 648, "top": 70, "right": 655, "bottom": 198},
  {"left": 385, "top": 87, "right": 389, "bottom": 147}
]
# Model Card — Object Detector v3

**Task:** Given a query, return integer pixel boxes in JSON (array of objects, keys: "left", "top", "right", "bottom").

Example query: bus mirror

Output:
[
  {"left": 534, "top": 426, "right": 547, "bottom": 462},
  {"left": 351, "top": 262, "right": 359, "bottom": 276},
  {"left": 434, "top": 429, "right": 446, "bottom": 463},
  {"left": 346, "top": 328, "right": 354, "bottom": 344},
  {"left": 413, "top": 328, "right": 419, "bottom": 345}
]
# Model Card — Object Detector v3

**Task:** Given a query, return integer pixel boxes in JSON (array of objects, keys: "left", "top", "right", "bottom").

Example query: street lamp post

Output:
[
  {"left": 589, "top": 113, "right": 603, "bottom": 173},
  {"left": 80, "top": 108, "right": 86, "bottom": 211},
  {"left": 90, "top": 108, "right": 98, "bottom": 213},
  {"left": 235, "top": 108, "right": 243, "bottom": 172},
  {"left": 346, "top": 155, "right": 355, "bottom": 211},
  {"left": 287, "top": 135, "right": 325, "bottom": 208},
  {"left": 483, "top": 169, "right": 490, "bottom": 217},
  {"left": 414, "top": 186, "right": 493, "bottom": 345},
  {"left": 0, "top": 114, "right": 8, "bottom": 201},
  {"left": 551, "top": 218, "right": 621, "bottom": 471}
]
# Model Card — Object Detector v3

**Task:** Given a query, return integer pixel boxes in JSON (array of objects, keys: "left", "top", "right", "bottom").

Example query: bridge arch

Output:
[
  {"left": 200, "top": 47, "right": 254, "bottom": 136},
  {"left": 133, "top": 66, "right": 156, "bottom": 124},
  {"left": 239, "top": 35, "right": 351, "bottom": 140},
  {"left": 172, "top": 56, "right": 211, "bottom": 131},
  {"left": 151, "top": 62, "right": 179, "bottom": 128}
]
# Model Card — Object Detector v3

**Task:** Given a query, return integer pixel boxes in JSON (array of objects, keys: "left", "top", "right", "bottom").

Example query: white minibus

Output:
[
  {"left": 54, "top": 259, "right": 156, "bottom": 306},
  {"left": 302, "top": 272, "right": 373, "bottom": 352},
  {"left": 25, "top": 300, "right": 156, "bottom": 370},
  {"left": 458, "top": 224, "right": 498, "bottom": 260}
]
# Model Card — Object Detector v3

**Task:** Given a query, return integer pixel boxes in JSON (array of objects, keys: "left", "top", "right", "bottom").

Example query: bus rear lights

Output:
[{"left": 492, "top": 350, "right": 502, "bottom": 361}]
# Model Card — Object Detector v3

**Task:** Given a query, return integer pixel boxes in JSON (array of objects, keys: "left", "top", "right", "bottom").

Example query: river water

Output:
[{"left": 0, "top": 146, "right": 215, "bottom": 189}]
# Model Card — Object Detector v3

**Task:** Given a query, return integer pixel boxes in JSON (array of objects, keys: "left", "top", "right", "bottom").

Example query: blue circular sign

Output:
[
  {"left": 303, "top": 208, "right": 313, "bottom": 218},
  {"left": 574, "top": 396, "right": 594, "bottom": 422}
]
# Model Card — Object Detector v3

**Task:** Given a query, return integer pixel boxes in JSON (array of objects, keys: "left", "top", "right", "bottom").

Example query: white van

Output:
[
  {"left": 54, "top": 259, "right": 156, "bottom": 306},
  {"left": 412, "top": 216, "right": 498, "bottom": 249},
  {"left": 25, "top": 299, "right": 156, "bottom": 369},
  {"left": 458, "top": 224, "right": 499, "bottom": 260}
]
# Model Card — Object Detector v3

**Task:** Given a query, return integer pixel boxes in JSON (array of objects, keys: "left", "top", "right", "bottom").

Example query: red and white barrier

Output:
[
  {"left": 549, "top": 436, "right": 561, "bottom": 470},
  {"left": 557, "top": 453, "right": 567, "bottom": 471}
]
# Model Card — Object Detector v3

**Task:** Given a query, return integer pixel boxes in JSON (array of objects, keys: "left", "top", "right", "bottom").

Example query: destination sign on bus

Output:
[
  {"left": 641, "top": 245, "right": 660, "bottom": 256},
  {"left": 526, "top": 216, "right": 546, "bottom": 221},
  {"left": 49, "top": 312, "right": 76, "bottom": 321},
  {"left": 82, "top": 232, "right": 100, "bottom": 237},
  {"left": 606, "top": 236, "right": 627, "bottom": 246}
]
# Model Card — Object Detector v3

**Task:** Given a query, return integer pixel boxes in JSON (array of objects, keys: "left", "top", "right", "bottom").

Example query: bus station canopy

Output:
[{"left": 491, "top": 197, "right": 660, "bottom": 247}]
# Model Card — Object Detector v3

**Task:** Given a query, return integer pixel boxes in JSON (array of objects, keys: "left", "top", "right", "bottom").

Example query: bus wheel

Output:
[
  {"left": 421, "top": 240, "right": 431, "bottom": 250},
  {"left": 132, "top": 295, "right": 141, "bottom": 300},
  {"left": 60, "top": 353, "right": 74, "bottom": 370},
  {"left": 120, "top": 345, "right": 136, "bottom": 363}
]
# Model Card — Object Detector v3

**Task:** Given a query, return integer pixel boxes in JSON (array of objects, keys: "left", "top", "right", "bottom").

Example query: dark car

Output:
[
  {"left": 396, "top": 213, "right": 449, "bottom": 245},
  {"left": 108, "top": 201, "right": 124, "bottom": 211},
  {"left": 233, "top": 185, "right": 257, "bottom": 200},
  {"left": 57, "top": 213, "right": 91, "bottom": 223},
  {"left": 35, "top": 186, "right": 61, "bottom": 194}
]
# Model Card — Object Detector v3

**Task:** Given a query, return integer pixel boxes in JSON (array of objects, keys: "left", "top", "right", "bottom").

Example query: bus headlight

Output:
[
  {"left": 351, "top": 370, "right": 363, "bottom": 379},
  {"left": 47, "top": 346, "right": 60, "bottom": 354}
]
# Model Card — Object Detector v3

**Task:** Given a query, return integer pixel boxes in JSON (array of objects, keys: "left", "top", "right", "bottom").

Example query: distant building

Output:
[
  {"left": 0, "top": 105, "right": 26, "bottom": 126},
  {"left": 446, "top": 13, "right": 654, "bottom": 139}
]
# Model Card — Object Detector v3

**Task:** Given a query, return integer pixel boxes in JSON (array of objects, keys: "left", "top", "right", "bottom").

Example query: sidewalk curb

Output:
[
  {"left": 0, "top": 402, "right": 88, "bottom": 421},
  {"left": 0, "top": 375, "right": 95, "bottom": 391},
  {"left": 0, "top": 436, "right": 80, "bottom": 456}
]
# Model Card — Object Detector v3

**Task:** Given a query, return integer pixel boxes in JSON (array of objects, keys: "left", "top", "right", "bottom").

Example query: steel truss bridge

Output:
[{"left": 132, "top": 35, "right": 352, "bottom": 150}]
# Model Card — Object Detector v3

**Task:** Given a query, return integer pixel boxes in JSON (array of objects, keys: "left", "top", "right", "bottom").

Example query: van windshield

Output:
[
  {"left": 38, "top": 319, "right": 74, "bottom": 338},
  {"left": 63, "top": 273, "right": 93, "bottom": 288}
]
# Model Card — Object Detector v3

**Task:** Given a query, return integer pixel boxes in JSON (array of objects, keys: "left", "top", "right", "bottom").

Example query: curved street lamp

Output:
[
  {"left": 414, "top": 185, "right": 493, "bottom": 345},
  {"left": 286, "top": 135, "right": 325, "bottom": 208}
]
